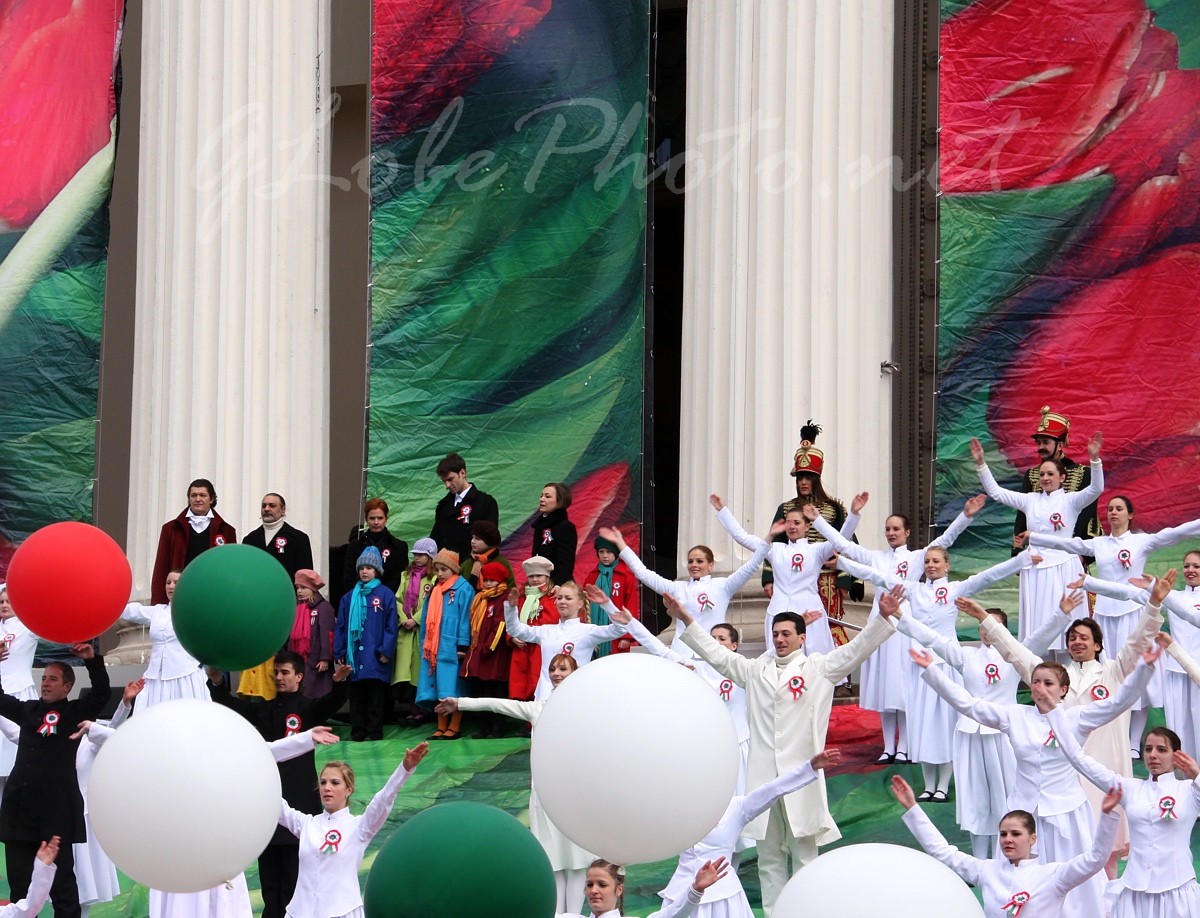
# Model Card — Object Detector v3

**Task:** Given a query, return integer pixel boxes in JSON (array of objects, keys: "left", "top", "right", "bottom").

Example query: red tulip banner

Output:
[{"left": 935, "top": 0, "right": 1200, "bottom": 571}]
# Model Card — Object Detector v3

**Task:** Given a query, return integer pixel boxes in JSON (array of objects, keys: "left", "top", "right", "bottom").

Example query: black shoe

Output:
[
  {"left": 350, "top": 732, "right": 366, "bottom": 742},
  {"left": 876, "top": 752, "right": 896, "bottom": 765}
]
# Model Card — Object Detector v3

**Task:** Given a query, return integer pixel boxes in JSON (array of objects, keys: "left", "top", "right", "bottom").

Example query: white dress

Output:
[
  {"left": 619, "top": 507, "right": 768, "bottom": 663},
  {"left": 1050, "top": 706, "right": 1200, "bottom": 918},
  {"left": 976, "top": 460, "right": 1104, "bottom": 649},
  {"left": 811, "top": 511, "right": 973, "bottom": 713},
  {"left": 0, "top": 617, "right": 38, "bottom": 775},
  {"left": 922, "top": 660, "right": 1154, "bottom": 918},
  {"left": 458, "top": 697, "right": 595, "bottom": 872},
  {"left": 120, "top": 602, "right": 209, "bottom": 706},
  {"left": 836, "top": 551, "right": 1032, "bottom": 765},
  {"left": 503, "top": 610, "right": 628, "bottom": 702},
  {"left": 902, "top": 804, "right": 1117, "bottom": 918}
]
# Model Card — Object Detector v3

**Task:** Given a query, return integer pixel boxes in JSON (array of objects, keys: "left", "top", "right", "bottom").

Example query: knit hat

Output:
[
  {"left": 522, "top": 556, "right": 554, "bottom": 578},
  {"left": 480, "top": 561, "right": 509, "bottom": 584},
  {"left": 294, "top": 569, "right": 325, "bottom": 592},
  {"left": 594, "top": 535, "right": 619, "bottom": 554},
  {"left": 433, "top": 549, "right": 460, "bottom": 573},
  {"left": 356, "top": 546, "right": 384, "bottom": 572},
  {"left": 412, "top": 537, "right": 438, "bottom": 558},
  {"left": 471, "top": 520, "right": 502, "bottom": 547}
]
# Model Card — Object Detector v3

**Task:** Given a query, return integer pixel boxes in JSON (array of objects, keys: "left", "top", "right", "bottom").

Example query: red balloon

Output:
[{"left": 6, "top": 522, "right": 132, "bottom": 643}]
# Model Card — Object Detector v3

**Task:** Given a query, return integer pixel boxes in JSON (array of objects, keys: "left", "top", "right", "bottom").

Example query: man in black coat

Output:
[
  {"left": 243, "top": 493, "right": 315, "bottom": 581},
  {"left": 429, "top": 452, "right": 499, "bottom": 562},
  {"left": 0, "top": 644, "right": 109, "bottom": 918},
  {"left": 207, "top": 652, "right": 350, "bottom": 918}
]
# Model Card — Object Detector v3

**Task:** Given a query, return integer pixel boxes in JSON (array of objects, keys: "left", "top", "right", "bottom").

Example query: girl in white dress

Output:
[
  {"left": 437, "top": 653, "right": 592, "bottom": 914},
  {"left": 0, "top": 584, "right": 39, "bottom": 790},
  {"left": 598, "top": 505, "right": 769, "bottom": 665},
  {"left": 119, "top": 570, "right": 208, "bottom": 707},
  {"left": 281, "top": 741, "right": 429, "bottom": 918},
  {"left": 969, "top": 433, "right": 1104, "bottom": 652},
  {"left": 834, "top": 545, "right": 1037, "bottom": 802},
  {"left": 914, "top": 644, "right": 1158, "bottom": 918},
  {"left": 892, "top": 774, "right": 1119, "bottom": 918},
  {"left": 503, "top": 582, "right": 628, "bottom": 701},
  {"left": 807, "top": 495, "right": 984, "bottom": 763},
  {"left": 1049, "top": 672, "right": 1200, "bottom": 918},
  {"left": 1032, "top": 497, "right": 1200, "bottom": 749},
  {"left": 560, "top": 856, "right": 729, "bottom": 918}
]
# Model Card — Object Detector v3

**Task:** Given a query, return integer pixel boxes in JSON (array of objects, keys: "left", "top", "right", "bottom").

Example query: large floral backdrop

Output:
[
  {"left": 367, "top": 0, "right": 649, "bottom": 565},
  {"left": 0, "top": 1, "right": 124, "bottom": 577},
  {"left": 936, "top": 0, "right": 1200, "bottom": 572}
]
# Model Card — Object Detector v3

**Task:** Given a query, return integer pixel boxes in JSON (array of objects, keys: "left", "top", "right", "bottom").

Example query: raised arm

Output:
[
  {"left": 1046, "top": 706, "right": 1121, "bottom": 795},
  {"left": 970, "top": 599, "right": 1047, "bottom": 683},
  {"left": 1028, "top": 532, "right": 1094, "bottom": 556},
  {"left": 454, "top": 697, "right": 544, "bottom": 723},
  {"left": 1074, "top": 654, "right": 1156, "bottom": 737},
  {"left": 917, "top": 655, "right": 1009, "bottom": 731},
  {"left": 360, "top": 743, "right": 429, "bottom": 841},
  {"left": 1144, "top": 516, "right": 1200, "bottom": 553},
  {"left": 678, "top": 621, "right": 752, "bottom": 687},
  {"left": 899, "top": 803, "right": 982, "bottom": 886},
  {"left": 925, "top": 502, "right": 979, "bottom": 552},
  {"left": 971, "top": 441, "right": 1028, "bottom": 512},
  {"left": 616, "top": 613, "right": 684, "bottom": 664},
  {"left": 720, "top": 538, "right": 771, "bottom": 597},
  {"left": 1051, "top": 806, "right": 1120, "bottom": 896},
  {"left": 76, "top": 650, "right": 110, "bottom": 721},
  {"left": 956, "top": 550, "right": 1034, "bottom": 598},
  {"left": 895, "top": 613, "right": 965, "bottom": 672},
  {"left": 1064, "top": 441, "right": 1104, "bottom": 513},
  {"left": 712, "top": 500, "right": 769, "bottom": 553},
  {"left": 503, "top": 602, "right": 541, "bottom": 645},
  {"left": 118, "top": 601, "right": 155, "bottom": 627},
  {"left": 735, "top": 755, "right": 831, "bottom": 830},
  {"left": 810, "top": 515, "right": 873, "bottom": 566},
  {"left": 835, "top": 554, "right": 898, "bottom": 589},
  {"left": 1110, "top": 600, "right": 1164, "bottom": 679},
  {"left": 823, "top": 605, "right": 900, "bottom": 683},
  {"left": 602, "top": 526, "right": 685, "bottom": 600},
  {"left": 1082, "top": 574, "right": 1147, "bottom": 604}
]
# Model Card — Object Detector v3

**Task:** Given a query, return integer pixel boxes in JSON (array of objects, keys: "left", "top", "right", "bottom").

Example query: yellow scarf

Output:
[{"left": 469, "top": 582, "right": 508, "bottom": 648}]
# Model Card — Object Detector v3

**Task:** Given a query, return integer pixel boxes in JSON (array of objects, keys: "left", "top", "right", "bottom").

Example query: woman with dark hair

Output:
[
  {"left": 532, "top": 483, "right": 577, "bottom": 585},
  {"left": 343, "top": 498, "right": 408, "bottom": 593},
  {"left": 1050, "top": 671, "right": 1200, "bottom": 918},
  {"left": 892, "top": 774, "right": 1119, "bottom": 918},
  {"left": 150, "top": 478, "right": 237, "bottom": 604},
  {"left": 969, "top": 434, "right": 1104, "bottom": 653}
]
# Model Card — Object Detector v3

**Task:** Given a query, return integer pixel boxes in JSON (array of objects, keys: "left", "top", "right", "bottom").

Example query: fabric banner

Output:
[
  {"left": 0, "top": 1, "right": 125, "bottom": 576},
  {"left": 369, "top": 0, "right": 649, "bottom": 566},
  {"left": 935, "top": 0, "right": 1200, "bottom": 575}
]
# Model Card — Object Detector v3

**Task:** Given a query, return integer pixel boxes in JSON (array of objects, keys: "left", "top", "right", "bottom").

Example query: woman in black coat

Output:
[
  {"left": 342, "top": 498, "right": 408, "bottom": 593},
  {"left": 531, "top": 482, "right": 577, "bottom": 586}
]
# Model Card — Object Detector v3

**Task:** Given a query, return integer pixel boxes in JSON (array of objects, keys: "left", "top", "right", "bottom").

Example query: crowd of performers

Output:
[{"left": 3, "top": 410, "right": 1200, "bottom": 918}]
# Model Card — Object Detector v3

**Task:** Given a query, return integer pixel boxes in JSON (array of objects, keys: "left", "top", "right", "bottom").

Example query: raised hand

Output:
[
  {"left": 69, "top": 721, "right": 94, "bottom": 740},
  {"left": 608, "top": 606, "right": 632, "bottom": 625},
  {"left": 1101, "top": 783, "right": 1122, "bottom": 813},
  {"left": 1174, "top": 750, "right": 1200, "bottom": 780},
  {"left": 909, "top": 648, "right": 934, "bottom": 669},
  {"left": 35, "top": 837, "right": 60, "bottom": 866},
  {"left": 889, "top": 775, "right": 917, "bottom": 809},
  {"left": 1142, "top": 644, "right": 1164, "bottom": 666},
  {"left": 71, "top": 642, "right": 95, "bottom": 660},
  {"left": 1087, "top": 432, "right": 1103, "bottom": 461},
  {"left": 802, "top": 611, "right": 823, "bottom": 626},
  {"left": 403, "top": 741, "right": 431, "bottom": 771},
  {"left": 1152, "top": 569, "right": 1178, "bottom": 605},
  {"left": 123, "top": 678, "right": 146, "bottom": 704},
  {"left": 963, "top": 494, "right": 986, "bottom": 517},
  {"left": 661, "top": 593, "right": 694, "bottom": 626},
  {"left": 801, "top": 504, "right": 820, "bottom": 522},
  {"left": 332, "top": 664, "right": 353, "bottom": 682},
  {"left": 583, "top": 583, "right": 610, "bottom": 606},
  {"left": 955, "top": 596, "right": 987, "bottom": 622},
  {"left": 879, "top": 585, "right": 905, "bottom": 620},
  {"left": 1129, "top": 575, "right": 1154, "bottom": 590},
  {"left": 1155, "top": 632, "right": 1174, "bottom": 650},
  {"left": 969, "top": 437, "right": 986, "bottom": 465},
  {"left": 310, "top": 726, "right": 341, "bottom": 746},
  {"left": 850, "top": 491, "right": 869, "bottom": 515},
  {"left": 507, "top": 587, "right": 521, "bottom": 607},
  {"left": 1013, "top": 530, "right": 1029, "bottom": 549},
  {"left": 709, "top": 494, "right": 726, "bottom": 511},
  {"left": 206, "top": 667, "right": 225, "bottom": 685},
  {"left": 811, "top": 748, "right": 842, "bottom": 770},
  {"left": 692, "top": 857, "right": 730, "bottom": 893},
  {"left": 1059, "top": 590, "right": 1084, "bottom": 618},
  {"left": 769, "top": 520, "right": 787, "bottom": 538},
  {"left": 597, "top": 527, "right": 627, "bottom": 551},
  {"left": 1066, "top": 573, "right": 1085, "bottom": 590}
]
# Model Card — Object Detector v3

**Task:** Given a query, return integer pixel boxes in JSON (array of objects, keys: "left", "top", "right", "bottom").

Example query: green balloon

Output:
[
  {"left": 364, "top": 802, "right": 557, "bottom": 918},
  {"left": 171, "top": 544, "right": 296, "bottom": 671}
]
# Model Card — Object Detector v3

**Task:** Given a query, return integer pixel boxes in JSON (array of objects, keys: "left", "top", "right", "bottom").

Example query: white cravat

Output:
[{"left": 186, "top": 510, "right": 213, "bottom": 533}]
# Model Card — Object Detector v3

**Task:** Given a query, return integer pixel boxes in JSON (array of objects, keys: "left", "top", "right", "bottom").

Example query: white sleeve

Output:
[
  {"left": 977, "top": 616, "right": 1043, "bottom": 685},
  {"left": 619, "top": 546, "right": 684, "bottom": 598},
  {"left": 1065, "top": 460, "right": 1104, "bottom": 513},
  {"left": 1144, "top": 517, "right": 1200, "bottom": 553},
  {"left": 720, "top": 539, "right": 770, "bottom": 596},
  {"left": 957, "top": 551, "right": 1030, "bottom": 597},
  {"left": 1166, "top": 641, "right": 1200, "bottom": 687},
  {"left": 715, "top": 506, "right": 769, "bottom": 553},
  {"left": 1047, "top": 706, "right": 1121, "bottom": 794},
  {"left": 360, "top": 761, "right": 416, "bottom": 841},
  {"left": 621, "top": 616, "right": 683, "bottom": 663},
  {"left": 900, "top": 807, "right": 982, "bottom": 886},
  {"left": 0, "top": 857, "right": 55, "bottom": 918},
  {"left": 835, "top": 554, "right": 898, "bottom": 588},
  {"left": 1083, "top": 576, "right": 1147, "bottom": 604},
  {"left": 810, "top": 515, "right": 871, "bottom": 564},
  {"left": 119, "top": 602, "right": 154, "bottom": 626},
  {"left": 278, "top": 799, "right": 309, "bottom": 837},
  {"left": 1051, "top": 810, "right": 1118, "bottom": 895},
  {"left": 269, "top": 730, "right": 317, "bottom": 763},
  {"left": 926, "top": 511, "right": 972, "bottom": 551},
  {"left": 737, "top": 763, "right": 819, "bottom": 828},
  {"left": 976, "top": 462, "right": 1027, "bottom": 511},
  {"left": 458, "top": 697, "right": 544, "bottom": 724},
  {"left": 922, "top": 664, "right": 1009, "bottom": 732},
  {"left": 895, "top": 614, "right": 965, "bottom": 671},
  {"left": 1029, "top": 533, "right": 1093, "bottom": 556},
  {"left": 1074, "top": 659, "right": 1154, "bottom": 737},
  {"left": 504, "top": 603, "right": 541, "bottom": 644}
]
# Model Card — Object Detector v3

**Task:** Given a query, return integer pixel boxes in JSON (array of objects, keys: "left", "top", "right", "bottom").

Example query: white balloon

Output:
[
  {"left": 88, "top": 699, "right": 282, "bottom": 892},
  {"left": 530, "top": 653, "right": 739, "bottom": 864},
  {"left": 774, "top": 843, "right": 984, "bottom": 917}
]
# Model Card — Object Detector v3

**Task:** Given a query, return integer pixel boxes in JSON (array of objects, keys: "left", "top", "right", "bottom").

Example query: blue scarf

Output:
[
  {"left": 347, "top": 578, "right": 381, "bottom": 668},
  {"left": 591, "top": 561, "right": 617, "bottom": 658}
]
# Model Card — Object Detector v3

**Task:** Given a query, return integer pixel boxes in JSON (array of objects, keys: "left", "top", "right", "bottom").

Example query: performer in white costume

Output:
[
  {"left": 0, "top": 584, "right": 38, "bottom": 791},
  {"left": 118, "top": 570, "right": 208, "bottom": 707}
]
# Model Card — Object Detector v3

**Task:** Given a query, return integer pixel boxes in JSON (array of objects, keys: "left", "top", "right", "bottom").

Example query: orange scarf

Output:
[{"left": 422, "top": 578, "right": 455, "bottom": 672}]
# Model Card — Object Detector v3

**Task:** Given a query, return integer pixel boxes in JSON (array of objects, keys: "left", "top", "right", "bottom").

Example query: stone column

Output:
[
  {"left": 677, "top": 0, "right": 895, "bottom": 569},
  {"left": 126, "top": 1, "right": 332, "bottom": 594}
]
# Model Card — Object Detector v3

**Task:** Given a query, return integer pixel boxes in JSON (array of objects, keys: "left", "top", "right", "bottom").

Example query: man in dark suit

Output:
[
  {"left": 243, "top": 492, "right": 315, "bottom": 581},
  {"left": 429, "top": 453, "right": 499, "bottom": 562},
  {"left": 0, "top": 644, "right": 110, "bottom": 918},
  {"left": 207, "top": 651, "right": 350, "bottom": 918}
]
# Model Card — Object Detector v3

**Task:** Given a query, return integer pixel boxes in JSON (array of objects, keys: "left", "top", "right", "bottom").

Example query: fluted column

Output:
[
  {"left": 127, "top": 1, "right": 332, "bottom": 593},
  {"left": 678, "top": 0, "right": 895, "bottom": 569}
]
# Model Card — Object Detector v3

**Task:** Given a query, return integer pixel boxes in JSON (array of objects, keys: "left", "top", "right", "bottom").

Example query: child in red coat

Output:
[
  {"left": 460, "top": 561, "right": 513, "bottom": 738},
  {"left": 583, "top": 535, "right": 640, "bottom": 656},
  {"left": 507, "top": 556, "right": 559, "bottom": 701}
]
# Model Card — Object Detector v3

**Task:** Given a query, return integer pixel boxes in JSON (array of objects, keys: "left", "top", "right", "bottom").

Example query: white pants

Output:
[{"left": 757, "top": 802, "right": 818, "bottom": 917}]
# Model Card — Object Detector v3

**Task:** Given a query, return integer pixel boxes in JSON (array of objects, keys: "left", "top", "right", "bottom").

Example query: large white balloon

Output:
[
  {"left": 774, "top": 843, "right": 984, "bottom": 917},
  {"left": 530, "top": 653, "right": 739, "bottom": 864},
  {"left": 88, "top": 699, "right": 282, "bottom": 892}
]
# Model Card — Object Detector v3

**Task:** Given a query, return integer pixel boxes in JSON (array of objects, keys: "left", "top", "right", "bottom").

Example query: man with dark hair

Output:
[
  {"left": 151, "top": 478, "right": 238, "bottom": 603},
  {"left": 243, "top": 492, "right": 314, "bottom": 580},
  {"left": 0, "top": 643, "right": 110, "bottom": 918},
  {"left": 430, "top": 453, "right": 499, "bottom": 561},
  {"left": 207, "top": 652, "right": 351, "bottom": 918},
  {"left": 1013, "top": 406, "right": 1102, "bottom": 554},
  {"left": 664, "top": 588, "right": 902, "bottom": 916}
]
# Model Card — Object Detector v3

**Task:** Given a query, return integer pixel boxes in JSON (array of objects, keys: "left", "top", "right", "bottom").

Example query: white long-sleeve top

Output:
[
  {"left": 902, "top": 802, "right": 1117, "bottom": 918},
  {"left": 620, "top": 507, "right": 769, "bottom": 648},
  {"left": 504, "top": 607, "right": 627, "bottom": 701},
  {"left": 120, "top": 601, "right": 204, "bottom": 680},
  {"left": 0, "top": 617, "right": 37, "bottom": 694},
  {"left": 1048, "top": 705, "right": 1200, "bottom": 894},
  {"left": 660, "top": 762, "right": 820, "bottom": 904},
  {"left": 680, "top": 615, "right": 896, "bottom": 842},
  {"left": 1085, "top": 578, "right": 1200, "bottom": 676},
  {"left": 895, "top": 613, "right": 1018, "bottom": 735},
  {"left": 921, "top": 659, "right": 1153, "bottom": 816},
  {"left": 837, "top": 551, "right": 1033, "bottom": 643},
  {"left": 280, "top": 758, "right": 416, "bottom": 918},
  {"left": 557, "top": 887, "right": 703, "bottom": 918},
  {"left": 621, "top": 616, "right": 748, "bottom": 744},
  {"left": 1031, "top": 518, "right": 1200, "bottom": 616},
  {"left": 976, "top": 460, "right": 1104, "bottom": 569},
  {"left": 0, "top": 857, "right": 56, "bottom": 918}
]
